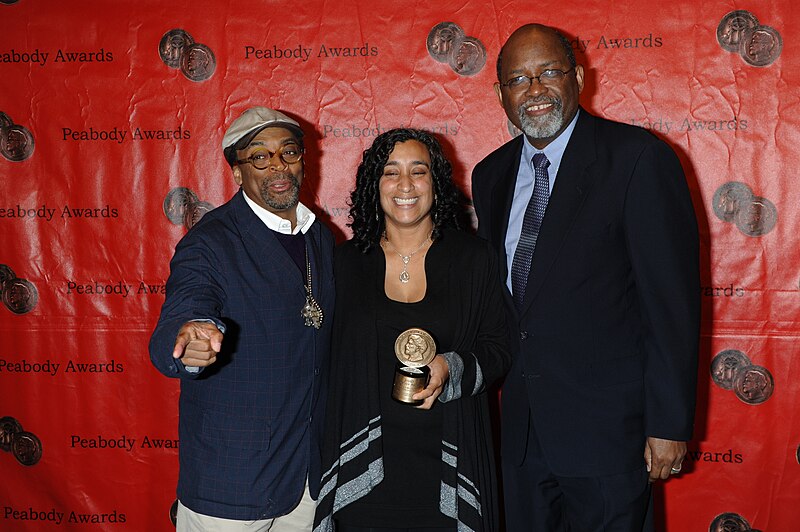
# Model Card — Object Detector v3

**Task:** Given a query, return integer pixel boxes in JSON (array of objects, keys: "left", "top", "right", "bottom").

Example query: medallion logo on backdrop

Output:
[
  {"left": 426, "top": 22, "right": 487, "bottom": 76},
  {"left": 711, "top": 182, "right": 777, "bottom": 237},
  {"left": 709, "top": 513, "right": 753, "bottom": 532},
  {"left": 158, "top": 29, "right": 216, "bottom": 82},
  {"left": 710, "top": 349, "right": 774, "bottom": 405},
  {"left": 0, "top": 264, "right": 38, "bottom": 314},
  {"left": 0, "top": 111, "right": 35, "bottom": 162},
  {"left": 717, "top": 10, "right": 782, "bottom": 67},
  {"left": 0, "top": 416, "right": 42, "bottom": 466},
  {"left": 163, "top": 187, "right": 215, "bottom": 230}
]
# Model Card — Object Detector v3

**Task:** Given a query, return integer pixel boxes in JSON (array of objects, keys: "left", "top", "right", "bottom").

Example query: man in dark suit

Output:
[
  {"left": 150, "top": 107, "right": 334, "bottom": 531},
  {"left": 471, "top": 24, "right": 700, "bottom": 531}
]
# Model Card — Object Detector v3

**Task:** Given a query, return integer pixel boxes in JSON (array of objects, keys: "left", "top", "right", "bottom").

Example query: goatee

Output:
[
  {"left": 517, "top": 97, "right": 565, "bottom": 139},
  {"left": 260, "top": 173, "right": 301, "bottom": 211}
]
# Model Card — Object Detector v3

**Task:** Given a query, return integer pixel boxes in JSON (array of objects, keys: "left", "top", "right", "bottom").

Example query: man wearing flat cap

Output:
[{"left": 150, "top": 107, "right": 334, "bottom": 531}]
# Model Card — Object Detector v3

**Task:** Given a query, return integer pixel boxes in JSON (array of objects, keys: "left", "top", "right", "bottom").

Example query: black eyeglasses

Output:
[
  {"left": 500, "top": 67, "right": 575, "bottom": 91},
  {"left": 236, "top": 145, "right": 303, "bottom": 169}
]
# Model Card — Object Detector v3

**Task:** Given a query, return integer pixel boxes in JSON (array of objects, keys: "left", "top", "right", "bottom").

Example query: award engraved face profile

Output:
[
  {"left": 180, "top": 43, "right": 216, "bottom": 82},
  {"left": 733, "top": 365, "right": 774, "bottom": 405},
  {"left": 396, "top": 328, "right": 436, "bottom": 367},
  {"left": 392, "top": 328, "right": 436, "bottom": 404},
  {"left": 12, "top": 431, "right": 43, "bottom": 466},
  {"left": 734, "top": 196, "right": 777, "bottom": 237},
  {"left": 0, "top": 124, "right": 35, "bottom": 162},
  {"left": 2, "top": 277, "right": 39, "bottom": 314},
  {"left": 449, "top": 36, "right": 487, "bottom": 76},
  {"left": 740, "top": 25, "right": 783, "bottom": 67}
]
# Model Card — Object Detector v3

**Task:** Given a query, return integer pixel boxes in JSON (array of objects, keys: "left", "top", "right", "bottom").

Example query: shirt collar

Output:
[{"left": 241, "top": 190, "right": 316, "bottom": 235}]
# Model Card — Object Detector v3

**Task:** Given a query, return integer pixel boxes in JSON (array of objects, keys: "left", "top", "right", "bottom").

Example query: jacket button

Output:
[{"left": 520, "top": 331, "right": 529, "bottom": 340}]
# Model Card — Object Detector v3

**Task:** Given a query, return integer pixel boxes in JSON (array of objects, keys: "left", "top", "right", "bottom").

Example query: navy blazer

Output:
[
  {"left": 149, "top": 190, "right": 334, "bottom": 520},
  {"left": 472, "top": 109, "right": 700, "bottom": 477}
]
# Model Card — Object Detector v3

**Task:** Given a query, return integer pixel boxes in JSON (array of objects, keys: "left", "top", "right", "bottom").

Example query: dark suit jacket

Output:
[
  {"left": 149, "top": 190, "right": 334, "bottom": 520},
  {"left": 471, "top": 109, "right": 700, "bottom": 477}
]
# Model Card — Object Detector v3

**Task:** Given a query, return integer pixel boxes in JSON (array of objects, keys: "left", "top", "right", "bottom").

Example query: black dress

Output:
[{"left": 335, "top": 289, "right": 457, "bottom": 528}]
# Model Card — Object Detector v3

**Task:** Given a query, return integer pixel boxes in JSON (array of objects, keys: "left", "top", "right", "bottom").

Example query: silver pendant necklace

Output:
[
  {"left": 382, "top": 233, "right": 431, "bottom": 284},
  {"left": 301, "top": 246, "right": 324, "bottom": 329}
]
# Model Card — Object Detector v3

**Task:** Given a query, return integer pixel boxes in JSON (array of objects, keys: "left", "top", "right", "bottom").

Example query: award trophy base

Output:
[{"left": 391, "top": 364, "right": 430, "bottom": 405}]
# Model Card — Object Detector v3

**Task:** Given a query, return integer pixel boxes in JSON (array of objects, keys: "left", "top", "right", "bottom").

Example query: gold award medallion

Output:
[
  {"left": 394, "top": 328, "right": 436, "bottom": 368},
  {"left": 392, "top": 328, "right": 437, "bottom": 404}
]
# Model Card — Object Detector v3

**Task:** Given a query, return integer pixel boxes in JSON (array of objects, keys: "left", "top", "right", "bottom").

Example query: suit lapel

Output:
[
  {"left": 490, "top": 136, "right": 524, "bottom": 282},
  {"left": 232, "top": 191, "right": 306, "bottom": 295},
  {"left": 519, "top": 111, "right": 598, "bottom": 314}
]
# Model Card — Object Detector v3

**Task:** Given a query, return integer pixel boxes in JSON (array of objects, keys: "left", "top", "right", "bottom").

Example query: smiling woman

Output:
[
  {"left": 314, "top": 128, "right": 511, "bottom": 532},
  {"left": 348, "top": 128, "right": 460, "bottom": 253},
  {"left": 378, "top": 139, "right": 434, "bottom": 235}
]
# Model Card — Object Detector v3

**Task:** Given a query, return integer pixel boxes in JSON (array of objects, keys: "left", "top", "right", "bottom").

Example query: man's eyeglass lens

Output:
[
  {"left": 503, "top": 68, "right": 574, "bottom": 90},
  {"left": 238, "top": 147, "right": 302, "bottom": 169}
]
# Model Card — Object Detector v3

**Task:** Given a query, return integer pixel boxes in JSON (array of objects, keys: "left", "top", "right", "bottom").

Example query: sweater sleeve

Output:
[
  {"left": 148, "top": 230, "right": 227, "bottom": 380},
  {"left": 439, "top": 238, "right": 511, "bottom": 402}
]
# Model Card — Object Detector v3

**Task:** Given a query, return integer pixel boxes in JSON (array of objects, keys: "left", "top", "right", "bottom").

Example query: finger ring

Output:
[{"left": 670, "top": 466, "right": 681, "bottom": 474}]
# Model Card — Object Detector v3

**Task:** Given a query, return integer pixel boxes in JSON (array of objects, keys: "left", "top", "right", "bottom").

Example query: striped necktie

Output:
[{"left": 510, "top": 152, "right": 550, "bottom": 309}]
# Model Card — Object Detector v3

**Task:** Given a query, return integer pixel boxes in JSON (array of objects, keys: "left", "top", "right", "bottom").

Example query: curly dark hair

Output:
[{"left": 349, "top": 128, "right": 461, "bottom": 253}]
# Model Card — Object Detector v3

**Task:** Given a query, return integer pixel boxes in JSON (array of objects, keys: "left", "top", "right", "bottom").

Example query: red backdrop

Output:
[{"left": 1, "top": 1, "right": 798, "bottom": 530}]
